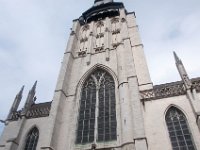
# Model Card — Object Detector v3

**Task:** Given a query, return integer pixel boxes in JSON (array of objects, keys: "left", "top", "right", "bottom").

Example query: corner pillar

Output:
[{"left": 128, "top": 77, "right": 148, "bottom": 150}]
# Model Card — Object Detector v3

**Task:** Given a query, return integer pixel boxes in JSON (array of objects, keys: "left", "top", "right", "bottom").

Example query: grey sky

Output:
[{"left": 0, "top": 0, "right": 200, "bottom": 135}]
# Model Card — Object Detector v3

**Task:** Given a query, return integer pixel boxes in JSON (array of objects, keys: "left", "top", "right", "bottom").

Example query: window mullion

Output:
[
  {"left": 170, "top": 112, "right": 180, "bottom": 150},
  {"left": 178, "top": 114, "right": 189, "bottom": 150},
  {"left": 94, "top": 85, "right": 99, "bottom": 144},
  {"left": 103, "top": 84, "right": 106, "bottom": 141},
  {"left": 108, "top": 85, "right": 111, "bottom": 140}
]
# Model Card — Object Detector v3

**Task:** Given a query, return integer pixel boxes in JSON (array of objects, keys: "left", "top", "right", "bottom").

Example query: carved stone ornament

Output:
[
  {"left": 70, "top": 30, "right": 75, "bottom": 36},
  {"left": 78, "top": 49, "right": 87, "bottom": 57},
  {"left": 183, "top": 74, "right": 192, "bottom": 88},
  {"left": 9, "top": 102, "right": 51, "bottom": 121},
  {"left": 191, "top": 78, "right": 200, "bottom": 92},
  {"left": 112, "top": 42, "right": 120, "bottom": 49},
  {"left": 96, "top": 21, "right": 104, "bottom": 27},
  {"left": 111, "top": 18, "right": 119, "bottom": 24},
  {"left": 94, "top": 45, "right": 104, "bottom": 52},
  {"left": 140, "top": 77, "right": 200, "bottom": 101},
  {"left": 96, "top": 33, "right": 104, "bottom": 38},
  {"left": 82, "top": 24, "right": 90, "bottom": 31},
  {"left": 90, "top": 31, "right": 94, "bottom": 36},
  {"left": 112, "top": 29, "right": 120, "bottom": 35},
  {"left": 105, "top": 27, "right": 110, "bottom": 32},
  {"left": 121, "top": 18, "right": 126, "bottom": 23},
  {"left": 80, "top": 37, "right": 88, "bottom": 43},
  {"left": 140, "top": 81, "right": 186, "bottom": 101}
]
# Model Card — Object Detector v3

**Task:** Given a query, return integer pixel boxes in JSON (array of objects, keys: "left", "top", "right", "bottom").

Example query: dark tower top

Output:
[
  {"left": 94, "top": 0, "right": 113, "bottom": 6},
  {"left": 79, "top": 0, "right": 124, "bottom": 25}
]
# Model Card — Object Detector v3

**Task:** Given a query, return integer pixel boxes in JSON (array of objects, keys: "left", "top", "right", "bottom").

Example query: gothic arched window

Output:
[
  {"left": 24, "top": 127, "right": 39, "bottom": 150},
  {"left": 165, "top": 107, "right": 196, "bottom": 150},
  {"left": 76, "top": 69, "right": 117, "bottom": 144}
]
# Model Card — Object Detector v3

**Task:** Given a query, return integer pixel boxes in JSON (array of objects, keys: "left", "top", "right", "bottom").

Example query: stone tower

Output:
[
  {"left": 0, "top": 0, "right": 152, "bottom": 150},
  {"left": 46, "top": 0, "right": 152, "bottom": 149},
  {"left": 2, "top": 0, "right": 200, "bottom": 150}
]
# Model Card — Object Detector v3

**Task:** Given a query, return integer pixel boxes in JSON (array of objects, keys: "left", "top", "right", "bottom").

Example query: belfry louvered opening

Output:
[
  {"left": 76, "top": 69, "right": 117, "bottom": 144},
  {"left": 165, "top": 107, "right": 196, "bottom": 150}
]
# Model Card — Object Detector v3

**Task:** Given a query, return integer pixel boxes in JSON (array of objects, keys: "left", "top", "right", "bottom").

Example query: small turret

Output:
[
  {"left": 22, "top": 81, "right": 37, "bottom": 114},
  {"left": 173, "top": 52, "right": 192, "bottom": 90},
  {"left": 7, "top": 86, "right": 24, "bottom": 120}
]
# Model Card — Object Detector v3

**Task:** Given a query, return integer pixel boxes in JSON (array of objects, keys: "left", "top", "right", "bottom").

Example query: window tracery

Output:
[
  {"left": 166, "top": 107, "right": 196, "bottom": 150},
  {"left": 76, "top": 69, "right": 117, "bottom": 144},
  {"left": 24, "top": 127, "right": 39, "bottom": 150}
]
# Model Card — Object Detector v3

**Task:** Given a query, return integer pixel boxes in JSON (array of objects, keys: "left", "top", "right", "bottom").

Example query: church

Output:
[{"left": 1, "top": 0, "right": 200, "bottom": 149}]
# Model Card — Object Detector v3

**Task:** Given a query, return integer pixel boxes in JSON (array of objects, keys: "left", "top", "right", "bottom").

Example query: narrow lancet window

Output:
[
  {"left": 165, "top": 107, "right": 196, "bottom": 150},
  {"left": 76, "top": 69, "right": 117, "bottom": 144},
  {"left": 24, "top": 127, "right": 39, "bottom": 150},
  {"left": 95, "top": 21, "right": 104, "bottom": 52}
]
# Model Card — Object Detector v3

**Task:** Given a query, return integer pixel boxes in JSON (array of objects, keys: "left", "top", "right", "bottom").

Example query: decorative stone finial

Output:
[
  {"left": 22, "top": 81, "right": 37, "bottom": 114},
  {"left": 7, "top": 85, "right": 25, "bottom": 120},
  {"left": 173, "top": 51, "right": 192, "bottom": 90},
  {"left": 173, "top": 51, "right": 180, "bottom": 63}
]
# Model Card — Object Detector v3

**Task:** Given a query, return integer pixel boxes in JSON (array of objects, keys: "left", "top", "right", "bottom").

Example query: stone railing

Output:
[
  {"left": 26, "top": 102, "right": 51, "bottom": 119},
  {"left": 141, "top": 77, "right": 200, "bottom": 101},
  {"left": 9, "top": 102, "right": 51, "bottom": 121},
  {"left": 191, "top": 78, "right": 200, "bottom": 92}
]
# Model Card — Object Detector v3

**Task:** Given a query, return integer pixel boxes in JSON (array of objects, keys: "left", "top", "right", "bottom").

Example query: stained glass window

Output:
[
  {"left": 76, "top": 69, "right": 117, "bottom": 144},
  {"left": 24, "top": 127, "right": 39, "bottom": 150},
  {"left": 165, "top": 107, "right": 196, "bottom": 150}
]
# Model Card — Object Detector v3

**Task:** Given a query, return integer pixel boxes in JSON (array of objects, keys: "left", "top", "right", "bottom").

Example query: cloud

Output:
[{"left": 132, "top": 0, "right": 200, "bottom": 84}]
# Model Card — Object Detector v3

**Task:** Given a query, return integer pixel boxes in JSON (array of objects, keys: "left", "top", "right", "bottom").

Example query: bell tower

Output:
[
  {"left": 2, "top": 0, "right": 200, "bottom": 150},
  {"left": 0, "top": 1, "right": 152, "bottom": 150},
  {"left": 44, "top": 0, "right": 152, "bottom": 150}
]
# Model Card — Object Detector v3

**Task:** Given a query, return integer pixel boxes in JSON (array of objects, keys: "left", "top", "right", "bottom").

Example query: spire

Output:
[
  {"left": 173, "top": 51, "right": 192, "bottom": 90},
  {"left": 7, "top": 86, "right": 24, "bottom": 120},
  {"left": 23, "top": 81, "right": 37, "bottom": 114},
  {"left": 173, "top": 51, "right": 184, "bottom": 66},
  {"left": 173, "top": 51, "right": 181, "bottom": 64}
]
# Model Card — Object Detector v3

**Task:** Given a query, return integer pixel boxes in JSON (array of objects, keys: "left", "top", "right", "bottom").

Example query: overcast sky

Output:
[{"left": 0, "top": 0, "right": 200, "bottom": 136}]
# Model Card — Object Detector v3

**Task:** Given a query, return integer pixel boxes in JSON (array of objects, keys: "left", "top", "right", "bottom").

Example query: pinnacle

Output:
[
  {"left": 173, "top": 51, "right": 181, "bottom": 64},
  {"left": 19, "top": 85, "right": 25, "bottom": 94},
  {"left": 32, "top": 81, "right": 37, "bottom": 91}
]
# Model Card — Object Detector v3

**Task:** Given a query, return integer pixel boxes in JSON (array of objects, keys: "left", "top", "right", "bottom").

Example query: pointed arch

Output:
[
  {"left": 24, "top": 127, "right": 39, "bottom": 150},
  {"left": 76, "top": 67, "right": 117, "bottom": 144},
  {"left": 77, "top": 64, "right": 118, "bottom": 89},
  {"left": 165, "top": 106, "right": 196, "bottom": 150}
]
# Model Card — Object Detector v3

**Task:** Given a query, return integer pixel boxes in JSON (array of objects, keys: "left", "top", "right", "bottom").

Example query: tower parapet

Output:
[{"left": 79, "top": 0, "right": 124, "bottom": 24}]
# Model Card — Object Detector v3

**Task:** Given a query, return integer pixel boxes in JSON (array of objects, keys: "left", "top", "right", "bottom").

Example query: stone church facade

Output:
[{"left": 1, "top": 0, "right": 200, "bottom": 150}]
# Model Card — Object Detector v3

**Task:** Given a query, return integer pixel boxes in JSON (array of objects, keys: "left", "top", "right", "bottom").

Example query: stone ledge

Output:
[{"left": 41, "top": 146, "right": 55, "bottom": 150}]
